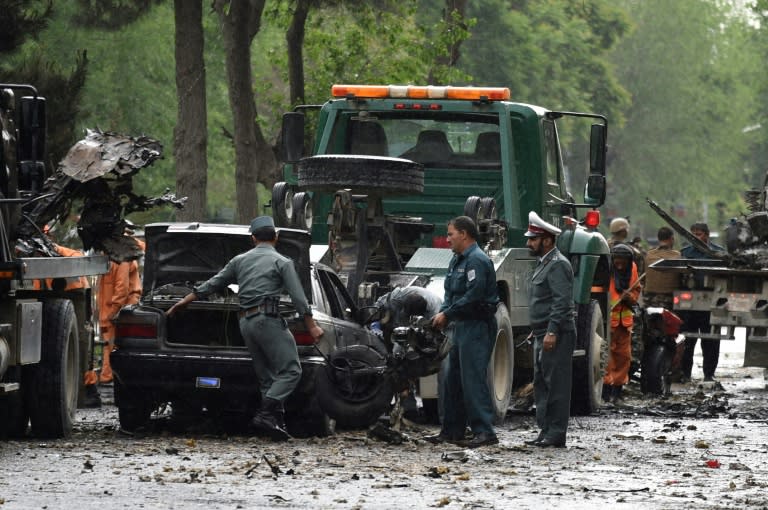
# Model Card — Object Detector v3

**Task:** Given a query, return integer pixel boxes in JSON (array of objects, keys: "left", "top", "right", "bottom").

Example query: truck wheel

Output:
[
  {"left": 463, "top": 196, "right": 482, "bottom": 221},
  {"left": 27, "top": 299, "right": 79, "bottom": 438},
  {"left": 271, "top": 181, "right": 294, "bottom": 227},
  {"left": 640, "top": 344, "right": 672, "bottom": 395},
  {"left": 291, "top": 191, "right": 313, "bottom": 230},
  {"left": 487, "top": 304, "right": 514, "bottom": 423},
  {"left": 315, "top": 345, "right": 393, "bottom": 429},
  {"left": 115, "top": 379, "right": 153, "bottom": 432},
  {"left": 570, "top": 300, "right": 607, "bottom": 415},
  {"left": 479, "top": 197, "right": 498, "bottom": 220},
  {"left": 297, "top": 155, "right": 424, "bottom": 194}
]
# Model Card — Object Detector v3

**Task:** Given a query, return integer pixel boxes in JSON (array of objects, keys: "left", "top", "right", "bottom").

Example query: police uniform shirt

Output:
[
  {"left": 440, "top": 242, "right": 498, "bottom": 319},
  {"left": 195, "top": 244, "right": 312, "bottom": 315},
  {"left": 528, "top": 247, "right": 575, "bottom": 335}
]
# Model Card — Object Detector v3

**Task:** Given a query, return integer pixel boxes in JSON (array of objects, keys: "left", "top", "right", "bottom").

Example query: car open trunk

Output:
[{"left": 140, "top": 223, "right": 312, "bottom": 347}]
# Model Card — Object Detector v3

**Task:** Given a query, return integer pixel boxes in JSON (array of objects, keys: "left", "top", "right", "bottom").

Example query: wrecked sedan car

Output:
[{"left": 110, "top": 222, "right": 400, "bottom": 435}]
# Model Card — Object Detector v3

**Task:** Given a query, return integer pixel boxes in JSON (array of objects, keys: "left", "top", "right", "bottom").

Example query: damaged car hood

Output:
[{"left": 142, "top": 223, "right": 312, "bottom": 299}]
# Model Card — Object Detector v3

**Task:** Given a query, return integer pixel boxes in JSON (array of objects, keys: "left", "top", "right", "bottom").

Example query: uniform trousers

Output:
[
  {"left": 239, "top": 313, "right": 302, "bottom": 402},
  {"left": 533, "top": 328, "right": 575, "bottom": 442},
  {"left": 442, "top": 318, "right": 496, "bottom": 437}
]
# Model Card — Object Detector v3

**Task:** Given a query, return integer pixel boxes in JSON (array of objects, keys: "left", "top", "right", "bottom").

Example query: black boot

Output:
[
  {"left": 83, "top": 384, "right": 102, "bottom": 408},
  {"left": 251, "top": 398, "right": 291, "bottom": 441}
]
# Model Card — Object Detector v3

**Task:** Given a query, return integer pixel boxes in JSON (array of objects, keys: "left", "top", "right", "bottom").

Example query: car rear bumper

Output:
[{"left": 111, "top": 349, "right": 326, "bottom": 402}]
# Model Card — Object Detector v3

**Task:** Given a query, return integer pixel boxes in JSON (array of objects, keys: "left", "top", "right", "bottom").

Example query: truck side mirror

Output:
[
  {"left": 584, "top": 174, "right": 606, "bottom": 206},
  {"left": 589, "top": 123, "right": 606, "bottom": 176},
  {"left": 281, "top": 112, "right": 305, "bottom": 163}
]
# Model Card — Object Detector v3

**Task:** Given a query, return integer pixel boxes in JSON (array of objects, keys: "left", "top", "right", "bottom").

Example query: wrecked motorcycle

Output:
[
  {"left": 637, "top": 306, "right": 684, "bottom": 395},
  {"left": 315, "top": 315, "right": 449, "bottom": 426}
]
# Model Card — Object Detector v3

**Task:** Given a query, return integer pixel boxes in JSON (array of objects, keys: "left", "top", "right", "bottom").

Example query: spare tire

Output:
[
  {"left": 297, "top": 155, "right": 424, "bottom": 195},
  {"left": 315, "top": 345, "right": 393, "bottom": 428}
]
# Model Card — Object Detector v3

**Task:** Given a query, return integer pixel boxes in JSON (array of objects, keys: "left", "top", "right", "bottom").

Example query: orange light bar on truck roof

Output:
[{"left": 331, "top": 84, "right": 511, "bottom": 101}]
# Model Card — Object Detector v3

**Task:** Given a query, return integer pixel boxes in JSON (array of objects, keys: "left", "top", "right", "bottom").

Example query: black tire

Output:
[
  {"left": 291, "top": 191, "right": 313, "bottom": 230},
  {"left": 463, "top": 196, "right": 482, "bottom": 222},
  {"left": 479, "top": 197, "right": 498, "bottom": 220},
  {"left": 487, "top": 304, "right": 513, "bottom": 423},
  {"left": 570, "top": 300, "right": 607, "bottom": 415},
  {"left": 27, "top": 299, "right": 79, "bottom": 438},
  {"left": 115, "top": 379, "right": 154, "bottom": 432},
  {"left": 272, "top": 181, "right": 294, "bottom": 228},
  {"left": 297, "top": 155, "right": 424, "bottom": 195},
  {"left": 640, "top": 344, "right": 672, "bottom": 395},
  {"left": 315, "top": 345, "right": 393, "bottom": 429}
]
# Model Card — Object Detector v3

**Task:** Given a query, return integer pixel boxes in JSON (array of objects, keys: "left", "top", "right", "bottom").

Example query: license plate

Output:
[{"left": 196, "top": 376, "right": 221, "bottom": 389}]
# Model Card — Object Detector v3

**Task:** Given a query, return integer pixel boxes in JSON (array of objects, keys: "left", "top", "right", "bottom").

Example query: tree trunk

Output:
[
  {"left": 215, "top": 0, "right": 277, "bottom": 224},
  {"left": 287, "top": 0, "right": 311, "bottom": 105},
  {"left": 173, "top": 0, "right": 208, "bottom": 221}
]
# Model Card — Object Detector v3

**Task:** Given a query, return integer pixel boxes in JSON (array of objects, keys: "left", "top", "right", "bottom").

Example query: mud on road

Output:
[{"left": 2, "top": 345, "right": 768, "bottom": 510}]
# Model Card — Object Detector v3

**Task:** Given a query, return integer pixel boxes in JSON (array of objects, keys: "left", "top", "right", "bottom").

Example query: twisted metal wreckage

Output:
[
  {"left": 15, "top": 128, "right": 185, "bottom": 262},
  {"left": 648, "top": 170, "right": 768, "bottom": 268}
]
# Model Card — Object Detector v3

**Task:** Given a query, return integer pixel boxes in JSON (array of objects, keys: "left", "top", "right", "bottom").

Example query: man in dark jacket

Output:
[
  {"left": 428, "top": 216, "right": 500, "bottom": 448},
  {"left": 679, "top": 222, "right": 725, "bottom": 382},
  {"left": 524, "top": 211, "right": 576, "bottom": 448}
]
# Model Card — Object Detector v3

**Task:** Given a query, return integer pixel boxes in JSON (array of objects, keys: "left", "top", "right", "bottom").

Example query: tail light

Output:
[
  {"left": 293, "top": 331, "right": 316, "bottom": 345},
  {"left": 116, "top": 323, "right": 158, "bottom": 338},
  {"left": 432, "top": 236, "right": 450, "bottom": 248}
]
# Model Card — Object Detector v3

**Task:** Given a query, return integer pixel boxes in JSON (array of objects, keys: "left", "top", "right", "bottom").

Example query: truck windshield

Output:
[{"left": 326, "top": 112, "right": 501, "bottom": 169}]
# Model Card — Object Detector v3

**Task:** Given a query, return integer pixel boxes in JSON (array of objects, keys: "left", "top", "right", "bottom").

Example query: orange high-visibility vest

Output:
[{"left": 609, "top": 262, "right": 640, "bottom": 328}]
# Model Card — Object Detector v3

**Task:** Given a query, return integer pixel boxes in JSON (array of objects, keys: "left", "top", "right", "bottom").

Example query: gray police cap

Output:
[{"left": 249, "top": 215, "right": 275, "bottom": 233}]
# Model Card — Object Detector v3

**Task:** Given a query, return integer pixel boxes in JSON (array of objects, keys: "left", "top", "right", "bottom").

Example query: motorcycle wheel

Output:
[
  {"left": 315, "top": 345, "right": 393, "bottom": 429},
  {"left": 640, "top": 343, "right": 673, "bottom": 395}
]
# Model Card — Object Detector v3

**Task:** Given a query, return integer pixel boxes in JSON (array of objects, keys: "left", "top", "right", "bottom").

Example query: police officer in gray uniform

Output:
[
  {"left": 429, "top": 216, "right": 499, "bottom": 448},
  {"left": 524, "top": 211, "right": 575, "bottom": 448},
  {"left": 166, "top": 216, "right": 324, "bottom": 440}
]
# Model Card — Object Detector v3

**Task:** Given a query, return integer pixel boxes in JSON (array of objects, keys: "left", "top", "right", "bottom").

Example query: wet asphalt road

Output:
[{"left": 1, "top": 337, "right": 767, "bottom": 509}]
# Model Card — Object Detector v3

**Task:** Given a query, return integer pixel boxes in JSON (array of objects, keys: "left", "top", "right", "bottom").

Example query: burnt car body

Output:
[{"left": 110, "top": 223, "right": 397, "bottom": 435}]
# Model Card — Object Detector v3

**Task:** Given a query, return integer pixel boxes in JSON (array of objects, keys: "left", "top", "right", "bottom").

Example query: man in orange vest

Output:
[
  {"left": 98, "top": 259, "right": 132, "bottom": 384},
  {"left": 603, "top": 243, "right": 642, "bottom": 404}
]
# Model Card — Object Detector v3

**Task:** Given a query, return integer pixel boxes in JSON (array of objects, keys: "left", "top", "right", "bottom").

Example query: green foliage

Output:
[
  {"left": 0, "top": 0, "right": 52, "bottom": 52},
  {"left": 606, "top": 0, "right": 761, "bottom": 238},
  {"left": 459, "top": 0, "right": 631, "bottom": 124},
  {"left": 72, "top": 0, "right": 162, "bottom": 30}
]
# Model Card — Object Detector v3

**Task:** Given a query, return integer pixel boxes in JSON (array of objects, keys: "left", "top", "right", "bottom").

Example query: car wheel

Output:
[
  {"left": 115, "top": 380, "right": 153, "bottom": 432},
  {"left": 315, "top": 345, "right": 393, "bottom": 429},
  {"left": 27, "top": 299, "right": 79, "bottom": 438},
  {"left": 297, "top": 155, "right": 424, "bottom": 195},
  {"left": 272, "top": 181, "right": 294, "bottom": 228}
]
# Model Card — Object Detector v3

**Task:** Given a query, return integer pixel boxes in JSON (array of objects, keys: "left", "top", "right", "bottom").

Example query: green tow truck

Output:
[{"left": 274, "top": 84, "right": 612, "bottom": 419}]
